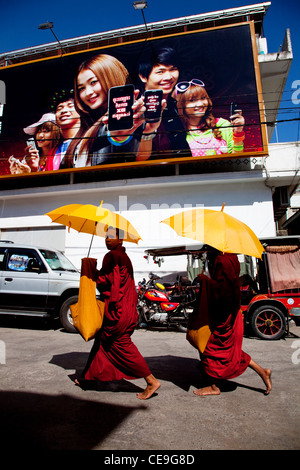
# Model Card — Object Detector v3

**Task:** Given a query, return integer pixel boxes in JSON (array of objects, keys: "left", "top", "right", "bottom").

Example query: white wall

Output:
[{"left": 0, "top": 170, "right": 276, "bottom": 282}]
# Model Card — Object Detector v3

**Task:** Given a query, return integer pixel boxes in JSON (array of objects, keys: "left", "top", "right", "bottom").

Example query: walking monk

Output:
[
  {"left": 76, "top": 226, "right": 160, "bottom": 399},
  {"left": 189, "top": 248, "right": 272, "bottom": 396}
]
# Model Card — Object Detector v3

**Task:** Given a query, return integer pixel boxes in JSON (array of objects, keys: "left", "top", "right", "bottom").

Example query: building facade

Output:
[{"left": 0, "top": 2, "right": 298, "bottom": 280}]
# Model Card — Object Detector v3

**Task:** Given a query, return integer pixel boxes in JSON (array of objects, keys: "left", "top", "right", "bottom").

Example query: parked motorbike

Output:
[{"left": 136, "top": 272, "right": 198, "bottom": 332}]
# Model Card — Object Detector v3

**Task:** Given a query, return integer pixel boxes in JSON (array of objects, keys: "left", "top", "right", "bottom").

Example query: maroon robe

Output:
[
  {"left": 198, "top": 253, "right": 251, "bottom": 380},
  {"left": 84, "top": 246, "right": 151, "bottom": 381}
]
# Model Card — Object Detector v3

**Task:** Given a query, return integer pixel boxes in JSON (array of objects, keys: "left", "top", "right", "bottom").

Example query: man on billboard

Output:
[
  {"left": 49, "top": 89, "right": 81, "bottom": 170},
  {"left": 137, "top": 47, "right": 192, "bottom": 161}
]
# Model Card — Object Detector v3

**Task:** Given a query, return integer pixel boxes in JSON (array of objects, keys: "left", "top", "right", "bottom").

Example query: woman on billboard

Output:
[
  {"left": 63, "top": 54, "right": 145, "bottom": 168},
  {"left": 175, "top": 79, "right": 245, "bottom": 157}
]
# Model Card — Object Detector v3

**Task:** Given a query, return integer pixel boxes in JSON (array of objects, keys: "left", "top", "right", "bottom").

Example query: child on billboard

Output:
[
  {"left": 9, "top": 113, "right": 61, "bottom": 174},
  {"left": 175, "top": 79, "right": 245, "bottom": 157}
]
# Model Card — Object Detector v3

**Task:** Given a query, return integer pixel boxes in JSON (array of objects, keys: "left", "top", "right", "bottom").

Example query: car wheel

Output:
[
  {"left": 59, "top": 295, "right": 78, "bottom": 333},
  {"left": 251, "top": 304, "right": 287, "bottom": 340}
]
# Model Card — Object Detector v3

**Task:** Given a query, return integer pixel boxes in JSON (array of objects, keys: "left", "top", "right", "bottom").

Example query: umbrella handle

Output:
[{"left": 87, "top": 222, "right": 97, "bottom": 257}]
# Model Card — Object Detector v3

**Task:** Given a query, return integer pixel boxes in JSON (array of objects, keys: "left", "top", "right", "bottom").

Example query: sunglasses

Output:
[{"left": 175, "top": 79, "right": 205, "bottom": 94}]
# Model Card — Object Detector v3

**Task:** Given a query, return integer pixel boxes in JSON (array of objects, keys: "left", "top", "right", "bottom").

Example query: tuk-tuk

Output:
[{"left": 144, "top": 236, "right": 300, "bottom": 340}]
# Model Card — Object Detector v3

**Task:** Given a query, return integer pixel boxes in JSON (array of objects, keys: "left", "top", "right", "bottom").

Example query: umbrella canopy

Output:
[
  {"left": 161, "top": 203, "right": 264, "bottom": 259},
  {"left": 45, "top": 202, "right": 141, "bottom": 255},
  {"left": 95, "top": 204, "right": 141, "bottom": 244},
  {"left": 46, "top": 203, "right": 104, "bottom": 235}
]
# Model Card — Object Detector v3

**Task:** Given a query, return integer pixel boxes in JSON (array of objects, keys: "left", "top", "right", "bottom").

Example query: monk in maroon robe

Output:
[
  {"left": 77, "top": 226, "right": 160, "bottom": 400},
  {"left": 193, "top": 249, "right": 272, "bottom": 396}
]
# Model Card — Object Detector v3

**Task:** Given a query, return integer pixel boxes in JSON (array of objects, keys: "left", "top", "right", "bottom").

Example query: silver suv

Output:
[{"left": 0, "top": 241, "right": 80, "bottom": 332}]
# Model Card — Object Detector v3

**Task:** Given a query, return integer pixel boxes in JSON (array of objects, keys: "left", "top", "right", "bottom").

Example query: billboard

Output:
[{"left": 0, "top": 21, "right": 267, "bottom": 179}]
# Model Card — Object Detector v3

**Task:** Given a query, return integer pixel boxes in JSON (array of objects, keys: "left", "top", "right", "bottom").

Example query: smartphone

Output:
[
  {"left": 230, "top": 102, "right": 242, "bottom": 117},
  {"left": 26, "top": 138, "right": 37, "bottom": 150},
  {"left": 108, "top": 84, "right": 134, "bottom": 131},
  {"left": 144, "top": 89, "right": 163, "bottom": 123}
]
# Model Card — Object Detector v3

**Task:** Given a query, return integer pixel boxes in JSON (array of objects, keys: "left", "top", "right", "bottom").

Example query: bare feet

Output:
[
  {"left": 193, "top": 383, "right": 221, "bottom": 397},
  {"left": 137, "top": 374, "right": 161, "bottom": 400},
  {"left": 262, "top": 369, "right": 272, "bottom": 395},
  {"left": 74, "top": 377, "right": 97, "bottom": 390},
  {"left": 249, "top": 359, "right": 272, "bottom": 395}
]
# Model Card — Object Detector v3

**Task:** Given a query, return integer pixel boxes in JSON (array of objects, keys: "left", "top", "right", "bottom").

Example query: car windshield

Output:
[{"left": 40, "top": 249, "right": 78, "bottom": 272}]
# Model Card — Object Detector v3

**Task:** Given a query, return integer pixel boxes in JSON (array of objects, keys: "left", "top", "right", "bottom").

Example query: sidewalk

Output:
[{"left": 0, "top": 318, "right": 299, "bottom": 450}]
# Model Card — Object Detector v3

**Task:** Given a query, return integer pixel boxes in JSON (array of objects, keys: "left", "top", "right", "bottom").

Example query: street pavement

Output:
[{"left": 0, "top": 316, "right": 299, "bottom": 452}]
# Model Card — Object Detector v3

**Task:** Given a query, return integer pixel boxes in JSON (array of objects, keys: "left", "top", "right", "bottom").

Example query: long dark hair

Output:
[{"left": 64, "top": 54, "right": 130, "bottom": 167}]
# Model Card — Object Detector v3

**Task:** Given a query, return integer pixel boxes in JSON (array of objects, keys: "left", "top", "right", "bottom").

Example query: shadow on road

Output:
[
  {"left": 0, "top": 390, "right": 146, "bottom": 450},
  {"left": 50, "top": 351, "right": 262, "bottom": 394}
]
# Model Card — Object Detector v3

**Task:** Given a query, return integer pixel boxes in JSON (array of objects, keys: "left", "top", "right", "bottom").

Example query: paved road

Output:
[{"left": 0, "top": 317, "right": 299, "bottom": 452}]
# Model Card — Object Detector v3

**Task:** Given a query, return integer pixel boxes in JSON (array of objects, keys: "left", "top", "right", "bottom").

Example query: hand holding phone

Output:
[
  {"left": 230, "top": 102, "right": 242, "bottom": 118},
  {"left": 25, "top": 138, "right": 39, "bottom": 165},
  {"left": 108, "top": 84, "right": 134, "bottom": 131},
  {"left": 230, "top": 102, "right": 245, "bottom": 134},
  {"left": 144, "top": 89, "right": 163, "bottom": 123},
  {"left": 26, "top": 138, "right": 37, "bottom": 150}
]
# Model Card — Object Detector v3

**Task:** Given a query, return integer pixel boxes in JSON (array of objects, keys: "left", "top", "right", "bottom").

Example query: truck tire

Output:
[
  {"left": 251, "top": 304, "right": 287, "bottom": 340},
  {"left": 59, "top": 295, "right": 78, "bottom": 333}
]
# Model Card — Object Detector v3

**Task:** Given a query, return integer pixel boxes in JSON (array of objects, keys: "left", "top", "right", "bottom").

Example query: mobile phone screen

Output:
[
  {"left": 26, "top": 138, "right": 37, "bottom": 150},
  {"left": 230, "top": 102, "right": 241, "bottom": 117},
  {"left": 108, "top": 85, "right": 134, "bottom": 131},
  {"left": 144, "top": 89, "right": 163, "bottom": 122}
]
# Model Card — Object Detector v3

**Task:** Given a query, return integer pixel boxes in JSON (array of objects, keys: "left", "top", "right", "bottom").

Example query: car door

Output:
[{"left": 0, "top": 247, "right": 49, "bottom": 315}]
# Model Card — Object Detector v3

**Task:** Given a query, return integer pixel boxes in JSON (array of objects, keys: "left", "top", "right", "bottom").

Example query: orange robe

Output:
[
  {"left": 84, "top": 246, "right": 151, "bottom": 381},
  {"left": 198, "top": 253, "right": 251, "bottom": 380}
]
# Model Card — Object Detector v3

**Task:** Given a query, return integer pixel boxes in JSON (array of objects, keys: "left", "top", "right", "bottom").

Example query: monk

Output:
[
  {"left": 191, "top": 248, "right": 272, "bottom": 397},
  {"left": 76, "top": 226, "right": 160, "bottom": 400}
]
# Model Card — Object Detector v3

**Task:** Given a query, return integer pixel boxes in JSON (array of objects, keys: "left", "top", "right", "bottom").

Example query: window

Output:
[{"left": 7, "top": 252, "right": 40, "bottom": 272}]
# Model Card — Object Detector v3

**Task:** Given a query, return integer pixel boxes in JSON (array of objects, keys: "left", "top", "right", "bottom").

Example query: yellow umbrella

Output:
[
  {"left": 161, "top": 203, "right": 264, "bottom": 259},
  {"left": 45, "top": 202, "right": 141, "bottom": 255},
  {"left": 95, "top": 204, "right": 142, "bottom": 244}
]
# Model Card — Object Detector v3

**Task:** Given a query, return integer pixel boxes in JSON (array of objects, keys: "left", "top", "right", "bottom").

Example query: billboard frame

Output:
[{"left": 0, "top": 20, "right": 268, "bottom": 181}]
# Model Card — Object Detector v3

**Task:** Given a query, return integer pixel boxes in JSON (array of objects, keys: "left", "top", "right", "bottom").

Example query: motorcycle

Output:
[{"left": 136, "top": 272, "right": 198, "bottom": 332}]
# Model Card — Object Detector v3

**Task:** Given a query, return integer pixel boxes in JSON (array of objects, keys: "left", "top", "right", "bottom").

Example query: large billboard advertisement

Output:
[{"left": 0, "top": 21, "right": 267, "bottom": 179}]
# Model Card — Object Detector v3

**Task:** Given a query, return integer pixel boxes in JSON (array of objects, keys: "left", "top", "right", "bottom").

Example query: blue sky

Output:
[{"left": 1, "top": 0, "right": 299, "bottom": 143}]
